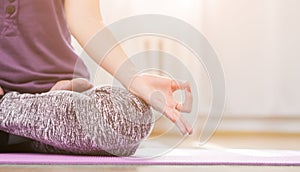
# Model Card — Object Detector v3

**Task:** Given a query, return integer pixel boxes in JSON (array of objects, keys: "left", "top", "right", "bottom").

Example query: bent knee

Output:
[
  {"left": 93, "top": 86, "right": 153, "bottom": 134},
  {"left": 89, "top": 86, "right": 154, "bottom": 155}
]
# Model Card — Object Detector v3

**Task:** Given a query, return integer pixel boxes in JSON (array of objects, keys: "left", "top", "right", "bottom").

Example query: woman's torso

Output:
[{"left": 0, "top": 0, "right": 89, "bottom": 94}]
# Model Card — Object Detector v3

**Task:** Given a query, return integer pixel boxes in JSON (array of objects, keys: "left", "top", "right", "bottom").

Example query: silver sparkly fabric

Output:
[{"left": 0, "top": 86, "right": 153, "bottom": 156}]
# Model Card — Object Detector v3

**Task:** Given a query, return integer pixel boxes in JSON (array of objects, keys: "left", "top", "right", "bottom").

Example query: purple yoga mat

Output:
[{"left": 1, "top": 148, "right": 300, "bottom": 165}]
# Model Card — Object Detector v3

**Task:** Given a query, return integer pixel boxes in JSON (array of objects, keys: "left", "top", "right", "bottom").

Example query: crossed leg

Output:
[{"left": 0, "top": 79, "right": 153, "bottom": 156}]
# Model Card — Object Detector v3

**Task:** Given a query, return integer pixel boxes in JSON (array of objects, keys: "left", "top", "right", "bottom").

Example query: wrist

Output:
[{"left": 113, "top": 60, "right": 139, "bottom": 91}]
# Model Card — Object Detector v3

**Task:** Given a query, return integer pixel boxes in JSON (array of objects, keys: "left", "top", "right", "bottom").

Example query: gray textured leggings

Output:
[{"left": 0, "top": 86, "right": 153, "bottom": 156}]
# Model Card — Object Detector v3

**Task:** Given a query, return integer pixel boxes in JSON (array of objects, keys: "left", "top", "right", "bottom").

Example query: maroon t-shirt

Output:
[{"left": 0, "top": 0, "right": 90, "bottom": 93}]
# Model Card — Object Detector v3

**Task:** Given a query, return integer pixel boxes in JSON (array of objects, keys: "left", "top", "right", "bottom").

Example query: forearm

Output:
[{"left": 64, "top": 0, "right": 137, "bottom": 89}]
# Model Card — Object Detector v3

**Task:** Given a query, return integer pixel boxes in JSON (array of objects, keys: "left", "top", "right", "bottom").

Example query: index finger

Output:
[
  {"left": 175, "top": 89, "right": 193, "bottom": 113},
  {"left": 171, "top": 80, "right": 191, "bottom": 92}
]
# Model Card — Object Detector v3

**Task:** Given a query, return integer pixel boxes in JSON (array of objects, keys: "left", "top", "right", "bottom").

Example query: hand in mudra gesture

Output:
[{"left": 129, "top": 74, "right": 193, "bottom": 135}]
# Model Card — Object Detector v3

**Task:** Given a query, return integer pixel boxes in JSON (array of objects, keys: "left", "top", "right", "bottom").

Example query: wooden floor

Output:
[
  {"left": 1, "top": 131, "right": 299, "bottom": 172},
  {"left": 192, "top": 131, "right": 300, "bottom": 150}
]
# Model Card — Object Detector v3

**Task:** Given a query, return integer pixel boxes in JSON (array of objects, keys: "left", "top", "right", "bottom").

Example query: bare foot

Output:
[
  {"left": 50, "top": 78, "right": 93, "bottom": 92},
  {"left": 0, "top": 86, "right": 4, "bottom": 95}
]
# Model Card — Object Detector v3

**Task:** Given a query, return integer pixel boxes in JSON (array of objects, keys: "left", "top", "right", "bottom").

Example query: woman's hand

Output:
[
  {"left": 0, "top": 86, "right": 4, "bottom": 95},
  {"left": 128, "top": 74, "right": 193, "bottom": 135},
  {"left": 50, "top": 78, "right": 93, "bottom": 92}
]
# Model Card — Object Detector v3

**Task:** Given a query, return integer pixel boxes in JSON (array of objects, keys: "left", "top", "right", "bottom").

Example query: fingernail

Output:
[
  {"left": 188, "top": 129, "right": 193, "bottom": 135},
  {"left": 182, "top": 132, "right": 189, "bottom": 136},
  {"left": 179, "top": 129, "right": 190, "bottom": 136}
]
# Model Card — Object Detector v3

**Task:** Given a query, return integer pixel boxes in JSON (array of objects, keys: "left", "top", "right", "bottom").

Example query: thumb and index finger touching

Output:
[
  {"left": 171, "top": 80, "right": 193, "bottom": 113},
  {"left": 163, "top": 79, "right": 194, "bottom": 135}
]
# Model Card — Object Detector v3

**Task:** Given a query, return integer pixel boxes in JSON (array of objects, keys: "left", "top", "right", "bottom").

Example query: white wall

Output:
[{"left": 201, "top": 0, "right": 300, "bottom": 117}]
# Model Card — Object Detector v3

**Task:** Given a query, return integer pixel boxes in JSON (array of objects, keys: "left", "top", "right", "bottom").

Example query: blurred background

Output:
[{"left": 73, "top": 0, "right": 300, "bottom": 148}]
